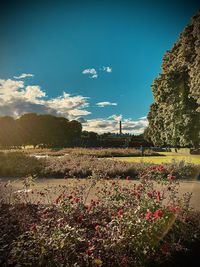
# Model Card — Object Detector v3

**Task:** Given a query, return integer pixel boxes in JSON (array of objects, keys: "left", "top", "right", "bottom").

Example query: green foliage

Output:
[
  {"left": 0, "top": 152, "right": 43, "bottom": 176},
  {"left": 0, "top": 113, "right": 82, "bottom": 148},
  {"left": 146, "top": 11, "right": 200, "bottom": 148}
]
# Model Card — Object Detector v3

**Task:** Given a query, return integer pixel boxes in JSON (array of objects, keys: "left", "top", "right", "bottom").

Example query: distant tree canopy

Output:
[
  {"left": 80, "top": 132, "right": 152, "bottom": 148},
  {"left": 0, "top": 113, "right": 152, "bottom": 149},
  {"left": 145, "top": 11, "right": 200, "bottom": 148},
  {"left": 0, "top": 113, "right": 82, "bottom": 148}
]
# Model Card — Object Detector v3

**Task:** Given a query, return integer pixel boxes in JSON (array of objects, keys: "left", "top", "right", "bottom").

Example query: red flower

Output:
[
  {"left": 117, "top": 209, "right": 124, "bottom": 217},
  {"left": 95, "top": 225, "right": 100, "bottom": 231},
  {"left": 157, "top": 165, "right": 166, "bottom": 172},
  {"left": 145, "top": 211, "right": 153, "bottom": 221},
  {"left": 86, "top": 249, "right": 93, "bottom": 256},
  {"left": 169, "top": 206, "right": 180, "bottom": 214},
  {"left": 154, "top": 209, "right": 163, "bottom": 219},
  {"left": 77, "top": 214, "right": 83, "bottom": 223},
  {"left": 161, "top": 243, "right": 169, "bottom": 254},
  {"left": 74, "top": 197, "right": 80, "bottom": 203},
  {"left": 136, "top": 193, "right": 141, "bottom": 200},
  {"left": 168, "top": 175, "right": 176, "bottom": 181},
  {"left": 121, "top": 256, "right": 128, "bottom": 265},
  {"left": 126, "top": 176, "right": 130, "bottom": 181},
  {"left": 156, "top": 191, "right": 161, "bottom": 202},
  {"left": 147, "top": 191, "right": 153, "bottom": 198},
  {"left": 55, "top": 196, "right": 61, "bottom": 204}
]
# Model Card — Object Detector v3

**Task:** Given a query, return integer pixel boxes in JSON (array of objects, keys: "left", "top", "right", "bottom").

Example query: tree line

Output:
[
  {"left": 0, "top": 113, "right": 82, "bottom": 148},
  {"left": 0, "top": 113, "right": 152, "bottom": 149}
]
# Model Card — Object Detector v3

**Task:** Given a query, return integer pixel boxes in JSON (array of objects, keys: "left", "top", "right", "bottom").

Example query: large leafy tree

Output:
[{"left": 145, "top": 11, "right": 200, "bottom": 148}]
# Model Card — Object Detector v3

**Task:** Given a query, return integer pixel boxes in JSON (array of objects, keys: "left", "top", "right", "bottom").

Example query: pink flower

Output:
[
  {"left": 169, "top": 206, "right": 180, "bottom": 214},
  {"left": 156, "top": 191, "right": 161, "bottom": 202},
  {"left": 117, "top": 209, "right": 124, "bottom": 217},
  {"left": 95, "top": 225, "right": 100, "bottom": 231},
  {"left": 157, "top": 165, "right": 166, "bottom": 172},
  {"left": 145, "top": 211, "right": 153, "bottom": 221},
  {"left": 154, "top": 209, "right": 163, "bottom": 219}
]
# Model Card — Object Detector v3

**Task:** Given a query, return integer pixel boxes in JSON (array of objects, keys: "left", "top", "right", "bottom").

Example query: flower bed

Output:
[{"left": 0, "top": 176, "right": 200, "bottom": 266}]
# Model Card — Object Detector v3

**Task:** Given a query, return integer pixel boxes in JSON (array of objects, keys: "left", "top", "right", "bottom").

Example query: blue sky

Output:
[{"left": 0, "top": 0, "right": 199, "bottom": 134}]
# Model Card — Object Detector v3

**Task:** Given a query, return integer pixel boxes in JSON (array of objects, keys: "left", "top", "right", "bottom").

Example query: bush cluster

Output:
[{"left": 0, "top": 151, "right": 198, "bottom": 180}]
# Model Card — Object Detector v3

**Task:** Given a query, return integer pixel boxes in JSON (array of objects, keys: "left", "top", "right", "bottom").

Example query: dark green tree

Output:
[{"left": 146, "top": 11, "right": 200, "bottom": 148}]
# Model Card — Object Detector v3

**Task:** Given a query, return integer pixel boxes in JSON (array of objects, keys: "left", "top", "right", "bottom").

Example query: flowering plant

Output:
[{"left": 1, "top": 172, "right": 199, "bottom": 267}]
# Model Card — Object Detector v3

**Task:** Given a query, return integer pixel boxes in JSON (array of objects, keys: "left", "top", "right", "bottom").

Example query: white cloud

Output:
[
  {"left": 13, "top": 73, "right": 34, "bottom": 79},
  {"left": 82, "top": 115, "right": 148, "bottom": 134},
  {"left": 0, "top": 77, "right": 90, "bottom": 120},
  {"left": 90, "top": 74, "right": 98, "bottom": 79},
  {"left": 24, "top": 86, "right": 46, "bottom": 101},
  {"left": 103, "top": 66, "right": 112, "bottom": 73},
  {"left": 96, "top": 101, "right": 117, "bottom": 107},
  {"left": 82, "top": 68, "right": 98, "bottom": 79},
  {"left": 108, "top": 114, "right": 122, "bottom": 121},
  {"left": 82, "top": 66, "right": 112, "bottom": 78}
]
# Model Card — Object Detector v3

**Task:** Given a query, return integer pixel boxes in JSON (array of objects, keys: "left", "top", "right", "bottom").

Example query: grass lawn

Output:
[{"left": 112, "top": 152, "right": 200, "bottom": 165}]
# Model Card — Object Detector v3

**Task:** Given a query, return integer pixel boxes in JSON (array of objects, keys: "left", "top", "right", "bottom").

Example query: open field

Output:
[{"left": 112, "top": 152, "right": 200, "bottom": 165}]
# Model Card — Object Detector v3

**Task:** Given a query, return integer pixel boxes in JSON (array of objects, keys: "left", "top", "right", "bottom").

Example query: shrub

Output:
[
  {"left": 43, "top": 155, "right": 138, "bottom": 179},
  {"left": 0, "top": 152, "right": 44, "bottom": 177}
]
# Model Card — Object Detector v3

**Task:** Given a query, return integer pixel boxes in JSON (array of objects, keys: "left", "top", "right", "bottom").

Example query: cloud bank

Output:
[
  {"left": 82, "top": 115, "right": 148, "bottom": 135},
  {"left": 0, "top": 75, "right": 147, "bottom": 135},
  {"left": 0, "top": 78, "right": 90, "bottom": 120}
]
